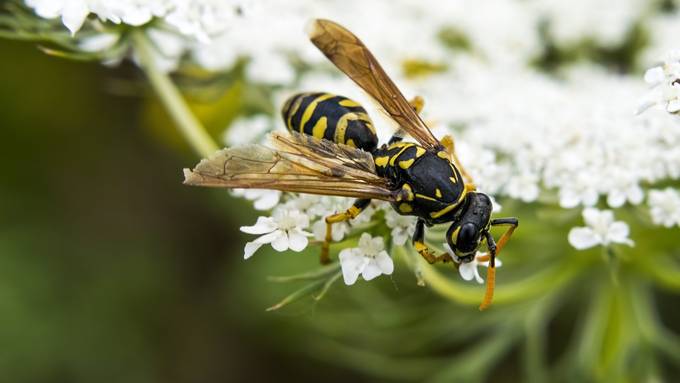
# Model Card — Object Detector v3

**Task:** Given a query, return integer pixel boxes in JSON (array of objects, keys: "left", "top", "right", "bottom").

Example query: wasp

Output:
[{"left": 184, "top": 19, "right": 518, "bottom": 310}]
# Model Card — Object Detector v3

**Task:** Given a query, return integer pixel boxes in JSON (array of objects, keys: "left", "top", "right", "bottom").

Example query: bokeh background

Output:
[{"left": 0, "top": 37, "right": 373, "bottom": 382}]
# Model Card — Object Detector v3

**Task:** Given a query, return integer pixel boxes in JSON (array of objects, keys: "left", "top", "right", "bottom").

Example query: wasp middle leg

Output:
[
  {"left": 321, "top": 198, "right": 371, "bottom": 264},
  {"left": 478, "top": 217, "right": 519, "bottom": 311},
  {"left": 412, "top": 219, "right": 453, "bottom": 264}
]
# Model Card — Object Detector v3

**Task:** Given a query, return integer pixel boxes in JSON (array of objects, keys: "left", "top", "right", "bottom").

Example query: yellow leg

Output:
[
  {"left": 321, "top": 199, "right": 369, "bottom": 264},
  {"left": 414, "top": 241, "right": 453, "bottom": 264},
  {"left": 441, "top": 134, "right": 474, "bottom": 185},
  {"left": 479, "top": 218, "right": 519, "bottom": 311},
  {"left": 409, "top": 95, "right": 425, "bottom": 114}
]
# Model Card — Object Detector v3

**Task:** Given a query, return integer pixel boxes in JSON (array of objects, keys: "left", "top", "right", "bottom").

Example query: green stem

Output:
[
  {"left": 131, "top": 30, "right": 218, "bottom": 157},
  {"left": 398, "top": 243, "right": 587, "bottom": 306}
]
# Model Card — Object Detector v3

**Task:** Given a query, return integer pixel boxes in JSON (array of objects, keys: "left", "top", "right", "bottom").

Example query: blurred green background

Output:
[{"left": 0, "top": 38, "right": 373, "bottom": 383}]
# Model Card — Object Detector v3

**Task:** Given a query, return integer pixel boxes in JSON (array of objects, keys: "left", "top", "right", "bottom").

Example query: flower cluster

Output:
[{"left": 18, "top": 0, "right": 680, "bottom": 285}]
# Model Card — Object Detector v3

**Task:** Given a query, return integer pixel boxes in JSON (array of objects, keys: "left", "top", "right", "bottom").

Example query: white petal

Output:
[
  {"left": 459, "top": 262, "right": 483, "bottom": 284},
  {"left": 253, "top": 191, "right": 280, "bottom": 210},
  {"left": 361, "top": 261, "right": 383, "bottom": 281},
  {"left": 358, "top": 232, "right": 372, "bottom": 249},
  {"left": 240, "top": 217, "right": 276, "bottom": 234},
  {"left": 339, "top": 250, "right": 366, "bottom": 285},
  {"left": 668, "top": 99, "right": 680, "bottom": 113},
  {"left": 391, "top": 229, "right": 408, "bottom": 246},
  {"left": 458, "top": 262, "right": 475, "bottom": 281},
  {"left": 287, "top": 231, "right": 309, "bottom": 252},
  {"left": 568, "top": 227, "right": 600, "bottom": 250},
  {"left": 644, "top": 67, "right": 664, "bottom": 85},
  {"left": 62, "top": 1, "right": 90, "bottom": 35},
  {"left": 607, "top": 222, "right": 634, "bottom": 246},
  {"left": 374, "top": 251, "right": 394, "bottom": 275},
  {"left": 582, "top": 208, "right": 602, "bottom": 227},
  {"left": 243, "top": 241, "right": 263, "bottom": 259},
  {"left": 312, "top": 220, "right": 326, "bottom": 241},
  {"left": 606, "top": 190, "right": 626, "bottom": 208},
  {"left": 270, "top": 232, "right": 289, "bottom": 252}
]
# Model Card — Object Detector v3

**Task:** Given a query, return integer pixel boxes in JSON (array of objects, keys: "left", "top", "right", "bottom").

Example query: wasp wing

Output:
[
  {"left": 307, "top": 18, "right": 441, "bottom": 150},
  {"left": 183, "top": 132, "right": 396, "bottom": 201}
]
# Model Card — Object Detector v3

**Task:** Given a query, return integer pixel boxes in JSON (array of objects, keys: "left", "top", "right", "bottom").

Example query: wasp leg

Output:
[
  {"left": 440, "top": 134, "right": 475, "bottom": 185},
  {"left": 409, "top": 95, "right": 425, "bottom": 114},
  {"left": 389, "top": 96, "right": 426, "bottom": 145},
  {"left": 321, "top": 198, "right": 371, "bottom": 264},
  {"left": 478, "top": 217, "right": 519, "bottom": 311},
  {"left": 413, "top": 219, "right": 453, "bottom": 264}
]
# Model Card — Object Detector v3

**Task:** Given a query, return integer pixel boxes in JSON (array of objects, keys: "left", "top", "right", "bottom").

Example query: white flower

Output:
[
  {"left": 339, "top": 233, "right": 394, "bottom": 285},
  {"left": 163, "top": 0, "right": 243, "bottom": 43},
  {"left": 222, "top": 115, "right": 272, "bottom": 146},
  {"left": 443, "top": 245, "right": 502, "bottom": 284},
  {"left": 312, "top": 219, "right": 349, "bottom": 242},
  {"left": 25, "top": 0, "right": 170, "bottom": 35},
  {"left": 640, "top": 50, "right": 680, "bottom": 114},
  {"left": 232, "top": 189, "right": 281, "bottom": 211},
  {"left": 77, "top": 32, "right": 119, "bottom": 52},
  {"left": 648, "top": 188, "right": 680, "bottom": 228},
  {"left": 384, "top": 209, "right": 416, "bottom": 246},
  {"left": 568, "top": 208, "right": 634, "bottom": 250},
  {"left": 239, "top": 209, "right": 311, "bottom": 259}
]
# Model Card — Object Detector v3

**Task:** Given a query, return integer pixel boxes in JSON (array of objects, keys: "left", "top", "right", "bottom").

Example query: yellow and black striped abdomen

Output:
[{"left": 281, "top": 92, "right": 378, "bottom": 152}]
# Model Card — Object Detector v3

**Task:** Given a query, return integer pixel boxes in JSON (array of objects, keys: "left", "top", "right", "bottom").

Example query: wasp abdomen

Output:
[{"left": 281, "top": 92, "right": 378, "bottom": 152}]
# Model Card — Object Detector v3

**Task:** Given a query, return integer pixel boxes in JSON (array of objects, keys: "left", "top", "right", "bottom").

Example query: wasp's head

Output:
[{"left": 445, "top": 192, "right": 493, "bottom": 263}]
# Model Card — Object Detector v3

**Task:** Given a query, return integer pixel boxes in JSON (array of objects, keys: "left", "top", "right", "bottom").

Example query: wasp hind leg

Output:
[
  {"left": 413, "top": 219, "right": 453, "bottom": 264},
  {"left": 321, "top": 198, "right": 371, "bottom": 264},
  {"left": 478, "top": 217, "right": 519, "bottom": 311}
]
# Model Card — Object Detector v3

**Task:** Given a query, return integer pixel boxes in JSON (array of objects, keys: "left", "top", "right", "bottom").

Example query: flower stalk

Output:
[{"left": 131, "top": 30, "right": 218, "bottom": 158}]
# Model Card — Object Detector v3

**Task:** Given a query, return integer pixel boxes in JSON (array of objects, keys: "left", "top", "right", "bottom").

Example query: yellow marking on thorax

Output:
[
  {"left": 396, "top": 183, "right": 414, "bottom": 202},
  {"left": 286, "top": 96, "right": 304, "bottom": 131},
  {"left": 346, "top": 139, "right": 356, "bottom": 148},
  {"left": 437, "top": 151, "right": 449, "bottom": 159},
  {"left": 300, "top": 94, "right": 334, "bottom": 133},
  {"left": 435, "top": 188, "right": 442, "bottom": 198},
  {"left": 415, "top": 147, "right": 426, "bottom": 158},
  {"left": 339, "top": 98, "right": 361, "bottom": 107},
  {"left": 415, "top": 193, "right": 437, "bottom": 202},
  {"left": 389, "top": 141, "right": 412, "bottom": 148},
  {"left": 389, "top": 143, "right": 415, "bottom": 166},
  {"left": 430, "top": 188, "right": 468, "bottom": 219},
  {"left": 312, "top": 117, "right": 328, "bottom": 139},
  {"left": 399, "top": 159, "right": 415, "bottom": 169},
  {"left": 399, "top": 203, "right": 413, "bottom": 213},
  {"left": 375, "top": 156, "right": 389, "bottom": 167},
  {"left": 449, "top": 177, "right": 457, "bottom": 184},
  {"left": 449, "top": 163, "right": 460, "bottom": 182}
]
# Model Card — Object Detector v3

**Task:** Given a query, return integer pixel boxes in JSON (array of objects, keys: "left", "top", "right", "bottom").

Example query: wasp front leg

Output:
[
  {"left": 478, "top": 217, "right": 519, "bottom": 311},
  {"left": 413, "top": 219, "right": 453, "bottom": 264},
  {"left": 321, "top": 198, "right": 371, "bottom": 264}
]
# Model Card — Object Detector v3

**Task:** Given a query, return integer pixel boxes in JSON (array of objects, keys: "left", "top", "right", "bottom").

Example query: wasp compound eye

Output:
[{"left": 457, "top": 222, "right": 479, "bottom": 253}]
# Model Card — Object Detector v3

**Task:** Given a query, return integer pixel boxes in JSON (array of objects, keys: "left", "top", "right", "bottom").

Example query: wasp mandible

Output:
[{"left": 184, "top": 19, "right": 518, "bottom": 310}]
